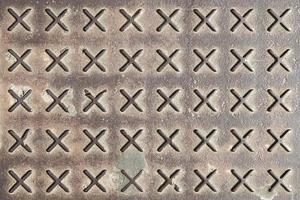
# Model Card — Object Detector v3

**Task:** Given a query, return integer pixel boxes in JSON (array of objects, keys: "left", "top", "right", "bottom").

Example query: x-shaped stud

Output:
[
  {"left": 8, "top": 89, "right": 32, "bottom": 112},
  {"left": 267, "top": 49, "right": 290, "bottom": 72},
  {"left": 230, "top": 49, "right": 254, "bottom": 72},
  {"left": 119, "top": 49, "right": 143, "bottom": 72},
  {"left": 193, "top": 9, "right": 217, "bottom": 32},
  {"left": 157, "top": 89, "right": 180, "bottom": 112},
  {"left": 230, "top": 9, "right": 253, "bottom": 32},
  {"left": 157, "top": 49, "right": 180, "bottom": 72},
  {"left": 267, "top": 89, "right": 290, "bottom": 112},
  {"left": 267, "top": 129, "right": 291, "bottom": 152},
  {"left": 119, "top": 9, "right": 143, "bottom": 32},
  {"left": 156, "top": 9, "right": 180, "bottom": 32},
  {"left": 120, "top": 89, "right": 143, "bottom": 112},
  {"left": 121, "top": 170, "right": 143, "bottom": 192},
  {"left": 83, "top": 89, "right": 107, "bottom": 112},
  {"left": 7, "top": 8, "right": 31, "bottom": 31},
  {"left": 157, "top": 169, "right": 180, "bottom": 192},
  {"left": 157, "top": 129, "right": 180, "bottom": 152},
  {"left": 83, "top": 129, "right": 106, "bottom": 152},
  {"left": 45, "top": 49, "right": 69, "bottom": 72},
  {"left": 120, "top": 129, "right": 143, "bottom": 152},
  {"left": 194, "top": 169, "right": 217, "bottom": 192},
  {"left": 193, "top": 89, "right": 217, "bottom": 112},
  {"left": 193, "top": 49, "right": 217, "bottom": 72},
  {"left": 268, "top": 169, "right": 291, "bottom": 192},
  {"left": 46, "top": 129, "right": 69, "bottom": 152},
  {"left": 231, "top": 129, "right": 253, "bottom": 152},
  {"left": 45, "top": 89, "right": 69, "bottom": 112},
  {"left": 231, "top": 169, "right": 254, "bottom": 192},
  {"left": 8, "top": 129, "right": 32, "bottom": 153},
  {"left": 83, "top": 49, "right": 106, "bottom": 72},
  {"left": 83, "top": 170, "right": 106, "bottom": 192},
  {"left": 83, "top": 9, "right": 106, "bottom": 32},
  {"left": 230, "top": 89, "right": 254, "bottom": 112},
  {"left": 193, "top": 129, "right": 217, "bottom": 152},
  {"left": 46, "top": 170, "right": 69, "bottom": 193},
  {"left": 267, "top": 9, "right": 290, "bottom": 32},
  {"left": 8, "top": 170, "right": 32, "bottom": 193},
  {"left": 8, "top": 49, "right": 32, "bottom": 72},
  {"left": 45, "top": 8, "right": 68, "bottom": 31}
]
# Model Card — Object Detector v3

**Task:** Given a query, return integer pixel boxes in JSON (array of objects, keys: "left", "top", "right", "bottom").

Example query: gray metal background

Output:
[{"left": 0, "top": 0, "right": 299, "bottom": 199}]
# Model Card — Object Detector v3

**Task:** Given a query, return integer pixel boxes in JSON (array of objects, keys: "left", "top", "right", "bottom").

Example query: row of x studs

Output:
[
  {"left": 8, "top": 168, "right": 292, "bottom": 193},
  {"left": 7, "top": 8, "right": 291, "bottom": 32},
  {"left": 7, "top": 128, "right": 291, "bottom": 153},
  {"left": 8, "top": 88, "right": 291, "bottom": 113},
  {"left": 7, "top": 48, "right": 291, "bottom": 73}
]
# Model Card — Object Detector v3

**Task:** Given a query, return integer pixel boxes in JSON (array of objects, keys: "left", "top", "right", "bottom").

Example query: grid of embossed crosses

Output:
[{"left": 1, "top": 4, "right": 297, "bottom": 199}]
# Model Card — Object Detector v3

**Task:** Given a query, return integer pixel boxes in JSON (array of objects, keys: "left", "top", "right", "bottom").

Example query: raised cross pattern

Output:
[{"left": 3, "top": 3, "right": 297, "bottom": 198}]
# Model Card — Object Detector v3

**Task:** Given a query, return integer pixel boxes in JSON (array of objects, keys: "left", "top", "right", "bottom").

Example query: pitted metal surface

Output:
[{"left": 0, "top": 0, "right": 300, "bottom": 199}]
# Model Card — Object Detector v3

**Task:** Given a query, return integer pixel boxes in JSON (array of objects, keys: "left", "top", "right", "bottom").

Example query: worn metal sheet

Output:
[{"left": 0, "top": 0, "right": 299, "bottom": 199}]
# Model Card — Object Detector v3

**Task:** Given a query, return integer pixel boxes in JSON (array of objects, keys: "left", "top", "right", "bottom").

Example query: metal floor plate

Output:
[{"left": 0, "top": 0, "right": 300, "bottom": 199}]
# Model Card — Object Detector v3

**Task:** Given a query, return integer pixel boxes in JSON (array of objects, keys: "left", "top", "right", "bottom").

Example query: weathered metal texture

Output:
[{"left": 0, "top": 0, "right": 299, "bottom": 199}]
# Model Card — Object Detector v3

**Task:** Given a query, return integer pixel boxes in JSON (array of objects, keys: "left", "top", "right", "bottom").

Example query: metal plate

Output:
[{"left": 0, "top": 0, "right": 299, "bottom": 199}]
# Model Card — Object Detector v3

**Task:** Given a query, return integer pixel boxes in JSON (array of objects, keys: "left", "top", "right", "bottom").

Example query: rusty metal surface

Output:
[{"left": 0, "top": 0, "right": 299, "bottom": 199}]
